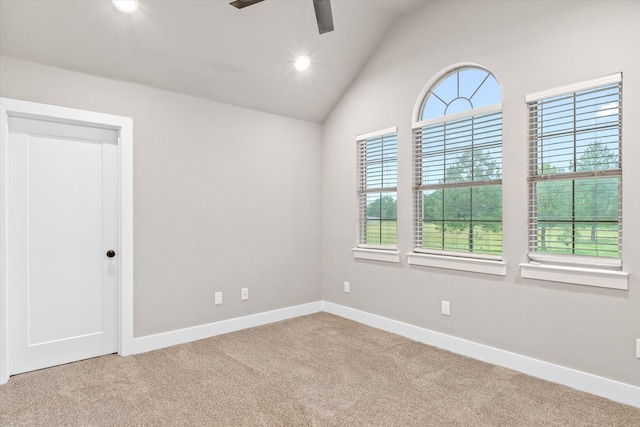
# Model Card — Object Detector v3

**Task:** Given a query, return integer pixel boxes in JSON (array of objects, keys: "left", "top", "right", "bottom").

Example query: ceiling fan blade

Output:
[
  {"left": 313, "top": 0, "right": 334, "bottom": 34},
  {"left": 230, "top": 0, "right": 264, "bottom": 9}
]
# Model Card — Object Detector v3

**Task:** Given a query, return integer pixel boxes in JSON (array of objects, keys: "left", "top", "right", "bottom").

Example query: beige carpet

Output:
[{"left": 1, "top": 313, "right": 638, "bottom": 426}]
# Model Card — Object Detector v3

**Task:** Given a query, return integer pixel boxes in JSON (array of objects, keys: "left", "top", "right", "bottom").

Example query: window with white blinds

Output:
[
  {"left": 357, "top": 128, "right": 398, "bottom": 249},
  {"left": 526, "top": 73, "right": 622, "bottom": 265},
  {"left": 413, "top": 67, "right": 503, "bottom": 257}
]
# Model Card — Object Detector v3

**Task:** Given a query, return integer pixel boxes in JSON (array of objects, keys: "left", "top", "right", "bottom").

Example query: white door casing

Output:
[
  {"left": 9, "top": 117, "right": 117, "bottom": 374},
  {"left": 0, "top": 98, "right": 134, "bottom": 383}
]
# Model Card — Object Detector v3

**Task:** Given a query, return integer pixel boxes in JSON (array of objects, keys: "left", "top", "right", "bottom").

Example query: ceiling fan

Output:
[{"left": 230, "top": 0, "right": 334, "bottom": 34}]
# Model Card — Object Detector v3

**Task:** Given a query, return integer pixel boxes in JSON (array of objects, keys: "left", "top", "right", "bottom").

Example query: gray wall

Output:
[
  {"left": 322, "top": 0, "right": 640, "bottom": 386},
  {"left": 0, "top": 56, "right": 323, "bottom": 338}
]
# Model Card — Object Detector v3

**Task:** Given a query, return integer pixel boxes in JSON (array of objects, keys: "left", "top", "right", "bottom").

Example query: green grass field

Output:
[
  {"left": 421, "top": 222, "right": 502, "bottom": 255},
  {"left": 365, "top": 220, "right": 397, "bottom": 245},
  {"left": 366, "top": 221, "right": 619, "bottom": 257},
  {"left": 533, "top": 223, "right": 619, "bottom": 257}
]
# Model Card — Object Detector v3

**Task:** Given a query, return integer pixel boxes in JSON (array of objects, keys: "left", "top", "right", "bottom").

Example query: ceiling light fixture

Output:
[
  {"left": 112, "top": 0, "right": 139, "bottom": 13},
  {"left": 295, "top": 55, "right": 311, "bottom": 71}
]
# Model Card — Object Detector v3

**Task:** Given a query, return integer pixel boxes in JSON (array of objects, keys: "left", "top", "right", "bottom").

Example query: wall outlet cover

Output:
[{"left": 441, "top": 300, "right": 450, "bottom": 316}]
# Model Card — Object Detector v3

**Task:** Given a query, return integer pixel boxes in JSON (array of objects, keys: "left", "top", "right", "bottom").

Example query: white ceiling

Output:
[{"left": 0, "top": 0, "right": 428, "bottom": 123}]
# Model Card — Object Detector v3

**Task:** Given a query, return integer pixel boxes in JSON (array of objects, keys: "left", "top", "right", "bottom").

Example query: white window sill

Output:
[
  {"left": 407, "top": 252, "right": 507, "bottom": 276},
  {"left": 519, "top": 263, "right": 628, "bottom": 290},
  {"left": 352, "top": 248, "right": 400, "bottom": 263}
]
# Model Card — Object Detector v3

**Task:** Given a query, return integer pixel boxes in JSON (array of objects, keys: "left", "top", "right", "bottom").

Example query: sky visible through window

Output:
[
  {"left": 535, "top": 85, "right": 620, "bottom": 175},
  {"left": 421, "top": 68, "right": 501, "bottom": 121}
]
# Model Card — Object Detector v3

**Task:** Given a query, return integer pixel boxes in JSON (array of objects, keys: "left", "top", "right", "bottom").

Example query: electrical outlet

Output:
[
  {"left": 441, "top": 300, "right": 450, "bottom": 316},
  {"left": 215, "top": 291, "right": 222, "bottom": 305},
  {"left": 344, "top": 281, "right": 350, "bottom": 293},
  {"left": 241, "top": 287, "right": 249, "bottom": 301}
]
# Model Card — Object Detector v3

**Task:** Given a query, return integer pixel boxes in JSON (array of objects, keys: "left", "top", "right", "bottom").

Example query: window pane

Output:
[
  {"left": 531, "top": 83, "right": 621, "bottom": 175},
  {"left": 576, "top": 141, "right": 619, "bottom": 172},
  {"left": 420, "top": 186, "right": 502, "bottom": 255},
  {"left": 459, "top": 68, "right": 489, "bottom": 99},
  {"left": 420, "top": 112, "right": 502, "bottom": 185},
  {"left": 422, "top": 95, "right": 446, "bottom": 121},
  {"left": 445, "top": 98, "right": 473, "bottom": 115},
  {"left": 363, "top": 134, "right": 397, "bottom": 189},
  {"left": 470, "top": 74, "right": 501, "bottom": 107},
  {"left": 533, "top": 178, "right": 619, "bottom": 257},
  {"left": 432, "top": 73, "right": 457, "bottom": 105},
  {"left": 365, "top": 192, "right": 397, "bottom": 245}
]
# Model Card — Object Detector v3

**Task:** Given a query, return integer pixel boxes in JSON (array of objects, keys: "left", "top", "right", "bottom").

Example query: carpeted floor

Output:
[{"left": 1, "top": 312, "right": 638, "bottom": 426}]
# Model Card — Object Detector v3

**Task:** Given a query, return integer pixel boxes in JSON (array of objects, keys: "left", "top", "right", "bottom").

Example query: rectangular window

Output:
[
  {"left": 414, "top": 111, "right": 503, "bottom": 257},
  {"left": 526, "top": 73, "right": 622, "bottom": 266},
  {"left": 357, "top": 128, "right": 398, "bottom": 249}
]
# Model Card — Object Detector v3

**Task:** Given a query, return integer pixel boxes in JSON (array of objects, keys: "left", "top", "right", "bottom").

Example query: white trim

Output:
[
  {"left": 414, "top": 248, "right": 502, "bottom": 261},
  {"left": 0, "top": 98, "right": 134, "bottom": 382},
  {"left": 528, "top": 252, "right": 622, "bottom": 269},
  {"left": 520, "top": 262, "right": 628, "bottom": 290},
  {"left": 118, "top": 115, "right": 135, "bottom": 356},
  {"left": 4, "top": 295, "right": 637, "bottom": 408},
  {"left": 407, "top": 252, "right": 507, "bottom": 276},
  {"left": 352, "top": 247, "right": 400, "bottom": 263},
  {"left": 356, "top": 126, "right": 397, "bottom": 141},
  {"left": 525, "top": 72, "right": 622, "bottom": 103},
  {"left": 130, "top": 301, "right": 323, "bottom": 354},
  {"left": 0, "top": 104, "right": 8, "bottom": 384},
  {"left": 322, "top": 301, "right": 640, "bottom": 409},
  {"left": 357, "top": 244, "right": 397, "bottom": 251}
]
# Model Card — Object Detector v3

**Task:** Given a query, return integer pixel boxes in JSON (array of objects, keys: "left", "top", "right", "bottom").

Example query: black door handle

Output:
[{"left": 106, "top": 250, "right": 116, "bottom": 258}]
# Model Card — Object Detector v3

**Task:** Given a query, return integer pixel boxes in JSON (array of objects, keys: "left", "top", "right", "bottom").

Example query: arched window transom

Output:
[{"left": 420, "top": 68, "right": 501, "bottom": 121}]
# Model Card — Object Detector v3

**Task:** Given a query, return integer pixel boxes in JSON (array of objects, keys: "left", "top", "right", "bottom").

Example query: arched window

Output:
[
  {"left": 420, "top": 68, "right": 501, "bottom": 120},
  {"left": 413, "top": 66, "right": 503, "bottom": 257}
]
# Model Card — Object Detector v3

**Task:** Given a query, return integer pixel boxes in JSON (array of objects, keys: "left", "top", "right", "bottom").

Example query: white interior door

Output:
[{"left": 7, "top": 115, "right": 118, "bottom": 375}]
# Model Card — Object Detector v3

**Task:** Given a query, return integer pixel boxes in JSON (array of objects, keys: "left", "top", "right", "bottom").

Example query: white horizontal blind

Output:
[
  {"left": 414, "top": 111, "right": 502, "bottom": 255},
  {"left": 527, "top": 79, "right": 622, "bottom": 261},
  {"left": 357, "top": 131, "right": 397, "bottom": 248}
]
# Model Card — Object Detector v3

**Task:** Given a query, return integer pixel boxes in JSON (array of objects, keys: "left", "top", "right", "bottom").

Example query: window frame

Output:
[
  {"left": 525, "top": 73, "right": 622, "bottom": 267},
  {"left": 521, "top": 73, "right": 628, "bottom": 290},
  {"left": 355, "top": 127, "right": 399, "bottom": 258},
  {"left": 411, "top": 65, "right": 504, "bottom": 263}
]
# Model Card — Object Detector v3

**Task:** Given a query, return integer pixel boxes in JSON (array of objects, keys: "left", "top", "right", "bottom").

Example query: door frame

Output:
[{"left": 0, "top": 98, "right": 134, "bottom": 383}]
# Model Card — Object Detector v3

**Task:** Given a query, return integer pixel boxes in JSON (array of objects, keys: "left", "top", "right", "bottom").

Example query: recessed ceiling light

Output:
[
  {"left": 112, "top": 0, "right": 139, "bottom": 13},
  {"left": 295, "top": 55, "right": 311, "bottom": 71}
]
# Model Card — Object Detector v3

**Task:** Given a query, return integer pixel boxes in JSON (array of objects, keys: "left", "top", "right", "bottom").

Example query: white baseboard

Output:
[
  {"left": 322, "top": 301, "right": 640, "bottom": 409},
  {"left": 127, "top": 299, "right": 638, "bottom": 409},
  {"left": 131, "top": 301, "right": 323, "bottom": 354}
]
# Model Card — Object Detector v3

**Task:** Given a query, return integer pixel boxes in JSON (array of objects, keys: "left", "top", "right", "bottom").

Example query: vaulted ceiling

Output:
[{"left": 0, "top": 0, "right": 427, "bottom": 123}]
